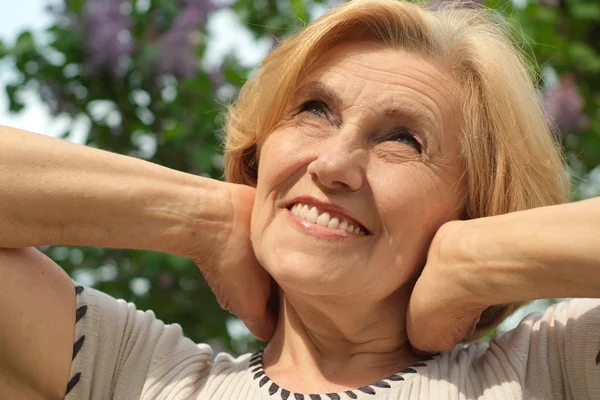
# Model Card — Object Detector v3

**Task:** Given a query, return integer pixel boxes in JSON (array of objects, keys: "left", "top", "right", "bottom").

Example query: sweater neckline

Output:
[{"left": 248, "top": 348, "right": 435, "bottom": 399}]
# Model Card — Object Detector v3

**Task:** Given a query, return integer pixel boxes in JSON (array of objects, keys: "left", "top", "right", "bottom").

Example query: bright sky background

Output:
[{"left": 0, "top": 0, "right": 58, "bottom": 135}]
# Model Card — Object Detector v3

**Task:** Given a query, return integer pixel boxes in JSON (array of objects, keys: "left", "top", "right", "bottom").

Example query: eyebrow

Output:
[
  {"left": 294, "top": 81, "right": 343, "bottom": 110},
  {"left": 383, "top": 106, "right": 436, "bottom": 130}
]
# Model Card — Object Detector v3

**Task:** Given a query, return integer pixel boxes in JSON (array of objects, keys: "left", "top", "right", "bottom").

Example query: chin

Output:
[{"left": 256, "top": 242, "right": 352, "bottom": 296}]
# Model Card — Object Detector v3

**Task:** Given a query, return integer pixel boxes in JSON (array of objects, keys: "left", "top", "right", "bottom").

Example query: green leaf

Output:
[
  {"left": 139, "top": 43, "right": 161, "bottom": 77},
  {"left": 64, "top": 0, "right": 85, "bottom": 15},
  {"left": 154, "top": 0, "right": 181, "bottom": 18},
  {"left": 0, "top": 39, "right": 7, "bottom": 59},
  {"left": 13, "top": 31, "right": 35, "bottom": 56},
  {"left": 567, "top": 42, "right": 600, "bottom": 73},
  {"left": 570, "top": 2, "right": 600, "bottom": 21},
  {"left": 222, "top": 56, "right": 252, "bottom": 86},
  {"left": 163, "top": 123, "right": 184, "bottom": 141},
  {"left": 5, "top": 84, "right": 24, "bottom": 113},
  {"left": 49, "top": 27, "right": 84, "bottom": 55},
  {"left": 292, "top": 0, "right": 310, "bottom": 24}
]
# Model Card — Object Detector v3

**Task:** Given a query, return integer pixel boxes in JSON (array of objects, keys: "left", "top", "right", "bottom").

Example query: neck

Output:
[{"left": 262, "top": 286, "right": 421, "bottom": 394}]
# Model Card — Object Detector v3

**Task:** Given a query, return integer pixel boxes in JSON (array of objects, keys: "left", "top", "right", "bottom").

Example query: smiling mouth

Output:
[{"left": 287, "top": 202, "right": 368, "bottom": 236}]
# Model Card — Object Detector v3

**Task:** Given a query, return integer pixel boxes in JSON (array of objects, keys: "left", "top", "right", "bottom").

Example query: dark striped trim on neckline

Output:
[
  {"left": 65, "top": 285, "right": 87, "bottom": 396},
  {"left": 249, "top": 348, "right": 432, "bottom": 399}
]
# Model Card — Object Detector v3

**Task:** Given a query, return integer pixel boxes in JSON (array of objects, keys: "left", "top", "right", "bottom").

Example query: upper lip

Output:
[{"left": 285, "top": 196, "right": 370, "bottom": 234}]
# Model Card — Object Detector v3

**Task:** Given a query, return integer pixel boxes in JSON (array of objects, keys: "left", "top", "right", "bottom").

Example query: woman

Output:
[{"left": 1, "top": 0, "right": 598, "bottom": 399}]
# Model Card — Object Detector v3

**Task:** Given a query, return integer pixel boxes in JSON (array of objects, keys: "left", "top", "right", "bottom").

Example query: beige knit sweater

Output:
[{"left": 64, "top": 283, "right": 600, "bottom": 400}]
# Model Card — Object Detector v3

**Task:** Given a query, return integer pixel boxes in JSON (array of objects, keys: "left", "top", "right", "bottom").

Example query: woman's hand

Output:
[
  {"left": 407, "top": 197, "right": 600, "bottom": 354},
  {"left": 406, "top": 221, "right": 490, "bottom": 354},
  {"left": 193, "top": 184, "right": 277, "bottom": 342}
]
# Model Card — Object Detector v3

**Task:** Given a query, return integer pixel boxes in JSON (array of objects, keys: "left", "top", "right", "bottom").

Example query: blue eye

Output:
[
  {"left": 300, "top": 100, "right": 327, "bottom": 118},
  {"left": 387, "top": 130, "right": 422, "bottom": 153}
]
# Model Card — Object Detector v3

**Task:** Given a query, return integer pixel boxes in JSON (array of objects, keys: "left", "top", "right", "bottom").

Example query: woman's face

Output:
[{"left": 251, "top": 41, "right": 465, "bottom": 302}]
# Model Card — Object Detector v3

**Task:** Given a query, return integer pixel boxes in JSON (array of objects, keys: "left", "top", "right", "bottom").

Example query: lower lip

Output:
[{"left": 285, "top": 209, "right": 364, "bottom": 239}]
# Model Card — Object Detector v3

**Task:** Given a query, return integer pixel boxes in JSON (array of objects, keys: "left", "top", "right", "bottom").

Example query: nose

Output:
[{"left": 307, "top": 134, "right": 366, "bottom": 192}]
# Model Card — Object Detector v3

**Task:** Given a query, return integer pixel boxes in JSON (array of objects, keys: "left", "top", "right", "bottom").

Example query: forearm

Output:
[
  {"left": 460, "top": 196, "right": 600, "bottom": 302},
  {"left": 0, "top": 126, "right": 232, "bottom": 256}
]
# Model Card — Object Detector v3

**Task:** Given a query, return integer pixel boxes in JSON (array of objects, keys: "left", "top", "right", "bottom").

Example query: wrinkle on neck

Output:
[{"left": 261, "top": 286, "right": 421, "bottom": 393}]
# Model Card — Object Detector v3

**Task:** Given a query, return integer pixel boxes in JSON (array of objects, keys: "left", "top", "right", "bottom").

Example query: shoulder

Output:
[
  {"left": 426, "top": 299, "right": 600, "bottom": 399},
  {"left": 487, "top": 299, "right": 600, "bottom": 399},
  {"left": 66, "top": 283, "right": 217, "bottom": 399},
  {"left": 494, "top": 298, "right": 600, "bottom": 362}
]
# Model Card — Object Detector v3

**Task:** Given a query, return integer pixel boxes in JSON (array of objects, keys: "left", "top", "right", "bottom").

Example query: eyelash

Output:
[
  {"left": 385, "top": 129, "right": 422, "bottom": 153},
  {"left": 299, "top": 99, "right": 328, "bottom": 118},
  {"left": 298, "top": 99, "right": 422, "bottom": 153}
]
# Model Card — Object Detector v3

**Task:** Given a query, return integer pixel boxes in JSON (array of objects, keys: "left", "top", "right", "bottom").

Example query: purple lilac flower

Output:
[
  {"left": 157, "top": 272, "right": 175, "bottom": 289},
  {"left": 208, "top": 66, "right": 225, "bottom": 90},
  {"left": 543, "top": 75, "right": 589, "bottom": 137},
  {"left": 83, "top": 0, "right": 134, "bottom": 76},
  {"left": 156, "top": 0, "right": 214, "bottom": 78},
  {"left": 177, "top": 0, "right": 212, "bottom": 6}
]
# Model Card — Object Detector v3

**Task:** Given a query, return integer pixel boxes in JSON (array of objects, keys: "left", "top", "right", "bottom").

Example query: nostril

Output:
[{"left": 308, "top": 157, "right": 364, "bottom": 193}]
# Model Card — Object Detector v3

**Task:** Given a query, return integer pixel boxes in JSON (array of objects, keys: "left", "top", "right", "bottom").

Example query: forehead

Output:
[{"left": 302, "top": 41, "right": 459, "bottom": 95}]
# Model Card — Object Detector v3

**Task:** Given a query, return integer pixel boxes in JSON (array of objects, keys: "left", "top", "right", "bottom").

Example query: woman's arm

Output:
[
  {"left": 407, "top": 196, "right": 600, "bottom": 352},
  {"left": 0, "top": 126, "right": 270, "bottom": 399},
  {"left": 459, "top": 195, "right": 600, "bottom": 302},
  {"left": 0, "top": 247, "right": 76, "bottom": 400},
  {"left": 0, "top": 125, "right": 231, "bottom": 256}
]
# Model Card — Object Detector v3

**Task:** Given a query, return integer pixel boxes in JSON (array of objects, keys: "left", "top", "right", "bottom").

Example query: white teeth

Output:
[
  {"left": 316, "top": 212, "right": 331, "bottom": 226},
  {"left": 300, "top": 205, "right": 309, "bottom": 218},
  {"left": 328, "top": 217, "right": 339, "bottom": 229},
  {"left": 289, "top": 202, "right": 365, "bottom": 236},
  {"left": 338, "top": 220, "right": 348, "bottom": 231},
  {"left": 306, "top": 207, "right": 319, "bottom": 223}
]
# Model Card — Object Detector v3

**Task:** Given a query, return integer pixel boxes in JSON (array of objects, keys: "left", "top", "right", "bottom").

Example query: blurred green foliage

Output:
[
  {"left": 0, "top": 0, "right": 598, "bottom": 353},
  {"left": 488, "top": 0, "right": 600, "bottom": 196}
]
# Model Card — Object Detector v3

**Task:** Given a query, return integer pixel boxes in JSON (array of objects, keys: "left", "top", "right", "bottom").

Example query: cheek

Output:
[
  {"left": 251, "top": 131, "right": 316, "bottom": 258},
  {"left": 374, "top": 168, "right": 461, "bottom": 264},
  {"left": 256, "top": 130, "right": 315, "bottom": 193}
]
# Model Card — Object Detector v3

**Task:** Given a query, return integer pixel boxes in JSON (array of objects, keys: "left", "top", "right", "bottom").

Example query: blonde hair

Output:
[{"left": 223, "top": 0, "right": 569, "bottom": 340}]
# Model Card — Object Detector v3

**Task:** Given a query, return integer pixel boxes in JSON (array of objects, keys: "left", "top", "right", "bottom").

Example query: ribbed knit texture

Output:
[{"left": 65, "top": 284, "right": 600, "bottom": 400}]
